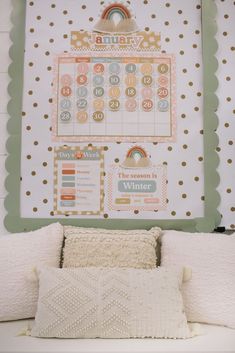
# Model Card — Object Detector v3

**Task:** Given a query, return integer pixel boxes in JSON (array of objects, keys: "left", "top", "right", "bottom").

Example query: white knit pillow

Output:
[
  {"left": 161, "top": 230, "right": 235, "bottom": 328},
  {"left": 0, "top": 223, "right": 64, "bottom": 321},
  {"left": 31, "top": 267, "right": 195, "bottom": 339},
  {"left": 63, "top": 226, "right": 161, "bottom": 269}
]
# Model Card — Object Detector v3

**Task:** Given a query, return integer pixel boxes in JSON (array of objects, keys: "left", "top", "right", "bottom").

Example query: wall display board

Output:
[{"left": 5, "top": 0, "right": 220, "bottom": 232}]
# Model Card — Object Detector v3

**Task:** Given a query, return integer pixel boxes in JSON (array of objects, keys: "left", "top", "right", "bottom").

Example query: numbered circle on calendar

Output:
[
  {"left": 61, "top": 86, "right": 72, "bottom": 97},
  {"left": 142, "top": 99, "right": 153, "bottom": 112},
  {"left": 141, "top": 87, "right": 153, "bottom": 99},
  {"left": 125, "top": 87, "right": 136, "bottom": 98},
  {"left": 93, "top": 86, "right": 104, "bottom": 97},
  {"left": 76, "top": 86, "right": 88, "bottom": 98},
  {"left": 77, "top": 74, "right": 88, "bottom": 85},
  {"left": 125, "top": 74, "right": 137, "bottom": 86},
  {"left": 77, "top": 62, "right": 89, "bottom": 74},
  {"left": 109, "top": 75, "right": 120, "bottom": 86},
  {"left": 60, "top": 111, "right": 71, "bottom": 122},
  {"left": 76, "top": 98, "right": 88, "bottom": 110},
  {"left": 93, "top": 63, "right": 105, "bottom": 74},
  {"left": 77, "top": 111, "right": 88, "bottom": 123},
  {"left": 93, "top": 111, "right": 104, "bottom": 122},
  {"left": 109, "top": 62, "right": 121, "bottom": 74},
  {"left": 141, "top": 63, "right": 153, "bottom": 75},
  {"left": 60, "top": 99, "right": 71, "bottom": 110},
  {"left": 60, "top": 74, "right": 72, "bottom": 86},
  {"left": 125, "top": 98, "right": 137, "bottom": 112},
  {"left": 157, "top": 87, "right": 168, "bottom": 99},
  {"left": 158, "top": 75, "right": 168, "bottom": 87},
  {"left": 142, "top": 75, "right": 153, "bottom": 86},
  {"left": 93, "top": 99, "right": 105, "bottom": 111},
  {"left": 109, "top": 99, "right": 120, "bottom": 111},
  {"left": 158, "top": 63, "right": 169, "bottom": 74},
  {"left": 158, "top": 99, "right": 169, "bottom": 112},
  {"left": 125, "top": 63, "right": 137, "bottom": 73},
  {"left": 109, "top": 86, "right": 120, "bottom": 99},
  {"left": 93, "top": 75, "right": 104, "bottom": 86}
]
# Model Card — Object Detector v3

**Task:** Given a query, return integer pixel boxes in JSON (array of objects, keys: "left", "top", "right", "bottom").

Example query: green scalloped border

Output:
[{"left": 5, "top": 0, "right": 221, "bottom": 233}]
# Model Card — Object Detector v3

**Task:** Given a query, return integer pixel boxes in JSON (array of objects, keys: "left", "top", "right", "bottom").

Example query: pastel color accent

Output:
[
  {"left": 126, "top": 146, "right": 148, "bottom": 159},
  {"left": 62, "top": 163, "right": 75, "bottom": 169},
  {"left": 101, "top": 3, "right": 131, "bottom": 20}
]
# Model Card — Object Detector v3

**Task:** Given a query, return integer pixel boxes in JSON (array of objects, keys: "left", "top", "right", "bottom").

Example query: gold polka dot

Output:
[
  {"left": 182, "top": 194, "right": 187, "bottom": 199},
  {"left": 63, "top": 10, "right": 68, "bottom": 14},
  {"left": 43, "top": 180, "right": 48, "bottom": 185},
  {"left": 198, "top": 156, "right": 203, "bottom": 162},
  {"left": 186, "top": 211, "right": 191, "bottom": 216},
  {"left": 33, "top": 207, "right": 38, "bottom": 212},
  {"left": 151, "top": 14, "right": 156, "bottom": 18},
  {"left": 114, "top": 158, "right": 119, "bottom": 163},
  {"left": 179, "top": 50, "right": 184, "bottom": 55},
  {"left": 168, "top": 146, "right": 172, "bottom": 151},
  {"left": 43, "top": 199, "right": 48, "bottom": 204},
  {"left": 134, "top": 210, "right": 139, "bottom": 214},
  {"left": 171, "top": 211, "right": 176, "bottom": 216},
  {"left": 27, "top": 155, "right": 31, "bottom": 159},
  {"left": 26, "top": 125, "right": 31, "bottom": 131},
  {"left": 34, "top": 141, "right": 38, "bottom": 145},
  {"left": 31, "top": 171, "right": 36, "bottom": 176},
  {"left": 181, "top": 113, "right": 186, "bottom": 119},
  {"left": 181, "top": 161, "right": 187, "bottom": 167},
  {"left": 26, "top": 191, "right": 31, "bottom": 196},
  {"left": 227, "top": 159, "right": 232, "bottom": 164},
  {"left": 43, "top": 162, "right": 47, "bottom": 167},
  {"left": 36, "top": 16, "right": 41, "bottom": 20},
  {"left": 89, "top": 17, "right": 93, "bottom": 22},
  {"left": 227, "top": 188, "right": 232, "bottom": 193},
  {"left": 104, "top": 213, "right": 109, "bottom": 218},
  {"left": 50, "top": 211, "right": 54, "bottom": 216},
  {"left": 194, "top": 176, "right": 199, "bottom": 181}
]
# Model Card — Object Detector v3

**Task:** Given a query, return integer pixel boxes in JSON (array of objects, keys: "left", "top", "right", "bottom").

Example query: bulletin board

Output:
[{"left": 5, "top": 0, "right": 220, "bottom": 232}]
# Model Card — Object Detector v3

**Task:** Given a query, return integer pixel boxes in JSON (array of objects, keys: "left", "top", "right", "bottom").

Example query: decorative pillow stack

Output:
[
  {"left": 62, "top": 226, "right": 161, "bottom": 269},
  {"left": 31, "top": 267, "right": 195, "bottom": 339},
  {"left": 0, "top": 223, "right": 64, "bottom": 321},
  {"left": 161, "top": 230, "right": 235, "bottom": 329}
]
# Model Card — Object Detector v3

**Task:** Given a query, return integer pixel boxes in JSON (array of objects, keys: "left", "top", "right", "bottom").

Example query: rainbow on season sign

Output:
[
  {"left": 93, "top": 1, "right": 139, "bottom": 34},
  {"left": 122, "top": 146, "right": 151, "bottom": 169}
]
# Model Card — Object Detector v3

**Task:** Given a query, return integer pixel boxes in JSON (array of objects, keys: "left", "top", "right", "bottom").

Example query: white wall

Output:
[
  {"left": 0, "top": 0, "right": 234, "bottom": 232},
  {"left": 0, "top": 0, "right": 11, "bottom": 234}
]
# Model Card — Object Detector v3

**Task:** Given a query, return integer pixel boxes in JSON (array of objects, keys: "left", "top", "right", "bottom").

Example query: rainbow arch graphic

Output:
[
  {"left": 101, "top": 3, "right": 132, "bottom": 21},
  {"left": 126, "top": 146, "right": 148, "bottom": 159}
]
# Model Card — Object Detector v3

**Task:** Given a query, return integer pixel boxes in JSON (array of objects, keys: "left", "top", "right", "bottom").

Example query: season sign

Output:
[{"left": 108, "top": 146, "right": 167, "bottom": 212}]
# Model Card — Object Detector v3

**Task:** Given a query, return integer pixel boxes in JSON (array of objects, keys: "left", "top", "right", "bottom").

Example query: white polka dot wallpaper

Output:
[{"left": 216, "top": 0, "right": 235, "bottom": 230}]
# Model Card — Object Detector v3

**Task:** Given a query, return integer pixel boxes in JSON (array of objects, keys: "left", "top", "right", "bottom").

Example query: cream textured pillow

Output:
[
  {"left": 161, "top": 230, "right": 235, "bottom": 328},
  {"left": 0, "top": 223, "right": 64, "bottom": 321},
  {"left": 63, "top": 226, "right": 161, "bottom": 269},
  {"left": 31, "top": 267, "right": 194, "bottom": 339}
]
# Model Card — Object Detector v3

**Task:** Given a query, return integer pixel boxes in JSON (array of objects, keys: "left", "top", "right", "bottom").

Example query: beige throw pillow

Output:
[
  {"left": 62, "top": 226, "right": 161, "bottom": 269},
  {"left": 31, "top": 267, "right": 194, "bottom": 339}
]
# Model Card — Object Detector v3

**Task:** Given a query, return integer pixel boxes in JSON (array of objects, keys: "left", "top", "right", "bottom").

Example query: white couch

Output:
[{"left": 0, "top": 320, "right": 235, "bottom": 353}]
